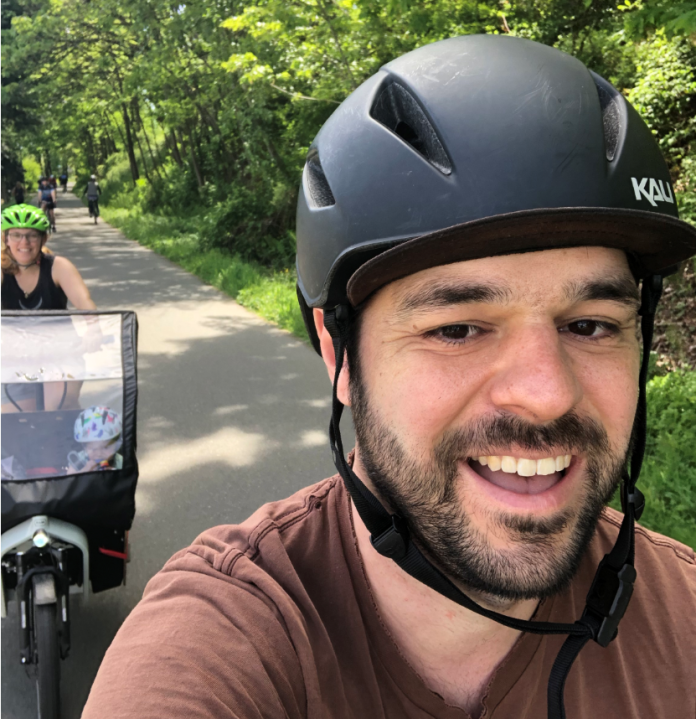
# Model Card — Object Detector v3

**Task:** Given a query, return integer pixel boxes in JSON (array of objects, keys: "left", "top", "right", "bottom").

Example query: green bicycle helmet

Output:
[{"left": 1, "top": 204, "right": 51, "bottom": 233}]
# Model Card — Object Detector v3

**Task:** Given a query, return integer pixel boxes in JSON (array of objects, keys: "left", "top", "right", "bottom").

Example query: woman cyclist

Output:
[
  {"left": 1, "top": 204, "right": 95, "bottom": 311},
  {"left": 1, "top": 204, "right": 97, "bottom": 411},
  {"left": 37, "top": 178, "right": 57, "bottom": 232}
]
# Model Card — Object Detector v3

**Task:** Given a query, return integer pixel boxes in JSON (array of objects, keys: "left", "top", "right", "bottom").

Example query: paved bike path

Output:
[{"left": 1, "top": 190, "right": 350, "bottom": 718}]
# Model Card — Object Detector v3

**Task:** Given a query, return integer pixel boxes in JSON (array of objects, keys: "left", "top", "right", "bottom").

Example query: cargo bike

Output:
[{"left": 1, "top": 310, "right": 138, "bottom": 719}]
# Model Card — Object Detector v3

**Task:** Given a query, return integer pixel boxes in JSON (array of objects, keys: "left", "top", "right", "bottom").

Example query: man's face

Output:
[{"left": 344, "top": 247, "right": 641, "bottom": 602}]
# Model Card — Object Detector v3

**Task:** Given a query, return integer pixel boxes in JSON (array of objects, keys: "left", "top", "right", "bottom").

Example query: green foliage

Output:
[
  {"left": 3, "top": 0, "right": 695, "bottom": 234},
  {"left": 619, "top": 0, "right": 696, "bottom": 39},
  {"left": 675, "top": 155, "right": 696, "bottom": 225},
  {"left": 237, "top": 269, "right": 308, "bottom": 340},
  {"left": 197, "top": 180, "right": 297, "bottom": 268},
  {"left": 611, "top": 370, "right": 696, "bottom": 548},
  {"left": 627, "top": 33, "right": 696, "bottom": 174},
  {"left": 21, "top": 155, "right": 41, "bottom": 191}
]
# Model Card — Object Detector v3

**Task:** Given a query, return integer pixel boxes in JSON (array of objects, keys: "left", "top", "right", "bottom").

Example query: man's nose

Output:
[{"left": 488, "top": 324, "right": 582, "bottom": 423}]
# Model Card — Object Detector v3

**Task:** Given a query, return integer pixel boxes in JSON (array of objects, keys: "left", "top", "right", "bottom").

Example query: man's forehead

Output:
[{"left": 382, "top": 247, "right": 638, "bottom": 315}]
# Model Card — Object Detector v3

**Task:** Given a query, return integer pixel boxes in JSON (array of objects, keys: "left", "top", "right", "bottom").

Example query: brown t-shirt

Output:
[{"left": 83, "top": 476, "right": 696, "bottom": 718}]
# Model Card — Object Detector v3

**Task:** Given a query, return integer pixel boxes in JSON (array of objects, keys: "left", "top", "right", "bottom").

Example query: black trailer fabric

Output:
[{"left": 1, "top": 310, "right": 139, "bottom": 533}]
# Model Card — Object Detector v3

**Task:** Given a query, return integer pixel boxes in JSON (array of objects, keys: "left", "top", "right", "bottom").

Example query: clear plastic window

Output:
[{"left": 1, "top": 315, "right": 125, "bottom": 479}]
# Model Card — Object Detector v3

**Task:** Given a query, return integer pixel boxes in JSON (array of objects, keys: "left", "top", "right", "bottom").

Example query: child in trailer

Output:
[{"left": 68, "top": 406, "right": 124, "bottom": 473}]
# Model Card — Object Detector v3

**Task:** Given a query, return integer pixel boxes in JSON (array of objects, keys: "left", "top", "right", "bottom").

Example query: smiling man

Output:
[
  {"left": 345, "top": 249, "right": 640, "bottom": 602},
  {"left": 84, "top": 36, "right": 696, "bottom": 719}
]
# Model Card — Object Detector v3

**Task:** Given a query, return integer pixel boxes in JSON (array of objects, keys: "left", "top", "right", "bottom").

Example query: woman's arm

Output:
[{"left": 52, "top": 256, "right": 96, "bottom": 309}]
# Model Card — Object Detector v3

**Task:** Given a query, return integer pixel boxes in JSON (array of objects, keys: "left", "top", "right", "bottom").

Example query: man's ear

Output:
[{"left": 313, "top": 308, "right": 351, "bottom": 406}]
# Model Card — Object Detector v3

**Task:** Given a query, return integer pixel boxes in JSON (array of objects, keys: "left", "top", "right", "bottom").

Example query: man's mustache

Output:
[{"left": 437, "top": 411, "right": 610, "bottom": 459}]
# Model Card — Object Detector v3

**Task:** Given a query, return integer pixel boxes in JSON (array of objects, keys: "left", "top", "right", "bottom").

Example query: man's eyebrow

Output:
[
  {"left": 394, "top": 281, "right": 511, "bottom": 318},
  {"left": 564, "top": 277, "right": 640, "bottom": 309}
]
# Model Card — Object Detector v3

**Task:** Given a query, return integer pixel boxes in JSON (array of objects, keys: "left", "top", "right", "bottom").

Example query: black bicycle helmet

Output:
[
  {"left": 295, "top": 34, "right": 696, "bottom": 719},
  {"left": 297, "top": 34, "right": 696, "bottom": 349}
]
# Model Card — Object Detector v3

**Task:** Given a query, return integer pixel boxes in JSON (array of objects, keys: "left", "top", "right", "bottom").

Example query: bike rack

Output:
[{"left": 1, "top": 516, "right": 90, "bottom": 618}]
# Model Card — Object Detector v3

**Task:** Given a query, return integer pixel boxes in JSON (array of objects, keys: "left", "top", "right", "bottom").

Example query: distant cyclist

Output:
[
  {"left": 49, "top": 175, "right": 58, "bottom": 190},
  {"left": 37, "top": 178, "right": 57, "bottom": 232},
  {"left": 60, "top": 172, "right": 68, "bottom": 192},
  {"left": 11, "top": 181, "right": 25, "bottom": 205},
  {"left": 83, "top": 175, "right": 102, "bottom": 224}
]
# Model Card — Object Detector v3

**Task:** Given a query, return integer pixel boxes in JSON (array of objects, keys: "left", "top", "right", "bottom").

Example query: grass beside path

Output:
[{"left": 101, "top": 207, "right": 309, "bottom": 342}]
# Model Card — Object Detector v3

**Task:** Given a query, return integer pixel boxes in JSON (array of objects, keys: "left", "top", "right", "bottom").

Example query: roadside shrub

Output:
[
  {"left": 22, "top": 155, "right": 42, "bottom": 190},
  {"left": 675, "top": 155, "right": 696, "bottom": 225},
  {"left": 200, "top": 181, "right": 296, "bottom": 269},
  {"left": 627, "top": 33, "right": 696, "bottom": 178},
  {"left": 236, "top": 268, "right": 308, "bottom": 340},
  {"left": 612, "top": 370, "right": 696, "bottom": 548}
]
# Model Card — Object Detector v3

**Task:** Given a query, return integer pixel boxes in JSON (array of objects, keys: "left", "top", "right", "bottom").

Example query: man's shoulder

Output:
[
  {"left": 596, "top": 507, "right": 696, "bottom": 605},
  {"left": 162, "top": 475, "right": 343, "bottom": 582},
  {"left": 81, "top": 481, "right": 348, "bottom": 719},
  {"left": 598, "top": 507, "right": 695, "bottom": 568}
]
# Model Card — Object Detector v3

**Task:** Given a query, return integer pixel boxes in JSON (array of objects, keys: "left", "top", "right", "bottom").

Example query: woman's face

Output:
[{"left": 3, "top": 230, "right": 44, "bottom": 266}]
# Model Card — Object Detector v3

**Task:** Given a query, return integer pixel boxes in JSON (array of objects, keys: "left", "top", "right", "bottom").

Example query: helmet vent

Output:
[
  {"left": 370, "top": 80, "right": 452, "bottom": 175},
  {"left": 591, "top": 71, "right": 623, "bottom": 162},
  {"left": 304, "top": 153, "right": 336, "bottom": 208}
]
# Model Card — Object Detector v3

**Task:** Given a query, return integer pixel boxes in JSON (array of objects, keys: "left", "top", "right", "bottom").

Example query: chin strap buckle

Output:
[
  {"left": 582, "top": 561, "right": 636, "bottom": 647},
  {"left": 628, "top": 488, "right": 645, "bottom": 520},
  {"left": 621, "top": 484, "right": 645, "bottom": 520},
  {"left": 370, "top": 514, "right": 409, "bottom": 561}
]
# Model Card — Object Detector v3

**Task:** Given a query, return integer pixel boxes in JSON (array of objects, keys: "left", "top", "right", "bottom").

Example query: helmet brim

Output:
[{"left": 347, "top": 207, "right": 696, "bottom": 306}]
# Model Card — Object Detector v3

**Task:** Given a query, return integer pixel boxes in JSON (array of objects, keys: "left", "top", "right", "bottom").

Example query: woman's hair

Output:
[{"left": 1, "top": 231, "right": 50, "bottom": 276}]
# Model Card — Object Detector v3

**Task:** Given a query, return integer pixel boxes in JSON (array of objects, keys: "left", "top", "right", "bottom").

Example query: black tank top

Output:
[{"left": 1, "top": 253, "right": 68, "bottom": 310}]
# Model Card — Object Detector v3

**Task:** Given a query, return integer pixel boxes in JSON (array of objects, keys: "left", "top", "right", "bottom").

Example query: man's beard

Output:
[{"left": 350, "top": 374, "right": 627, "bottom": 602}]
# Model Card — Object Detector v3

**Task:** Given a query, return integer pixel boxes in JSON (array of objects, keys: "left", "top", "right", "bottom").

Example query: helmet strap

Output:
[{"left": 324, "top": 276, "right": 662, "bottom": 719}]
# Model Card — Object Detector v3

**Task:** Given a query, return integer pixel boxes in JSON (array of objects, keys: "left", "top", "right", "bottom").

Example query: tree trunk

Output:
[
  {"left": 242, "top": 93, "right": 290, "bottom": 182},
  {"left": 135, "top": 103, "right": 163, "bottom": 181},
  {"left": 102, "top": 117, "right": 118, "bottom": 154},
  {"left": 131, "top": 99, "right": 151, "bottom": 182},
  {"left": 181, "top": 128, "right": 204, "bottom": 190},
  {"left": 43, "top": 150, "right": 53, "bottom": 178},
  {"left": 168, "top": 131, "right": 184, "bottom": 167},
  {"left": 85, "top": 136, "right": 96, "bottom": 174},
  {"left": 121, "top": 102, "right": 140, "bottom": 184},
  {"left": 111, "top": 113, "right": 127, "bottom": 151}
]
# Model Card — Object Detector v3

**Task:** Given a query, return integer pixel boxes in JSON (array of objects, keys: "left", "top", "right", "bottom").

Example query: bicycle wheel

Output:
[{"left": 33, "top": 599, "right": 61, "bottom": 719}]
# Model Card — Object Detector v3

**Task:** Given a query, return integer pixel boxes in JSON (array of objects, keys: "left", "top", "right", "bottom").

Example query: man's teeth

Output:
[{"left": 476, "top": 454, "right": 571, "bottom": 477}]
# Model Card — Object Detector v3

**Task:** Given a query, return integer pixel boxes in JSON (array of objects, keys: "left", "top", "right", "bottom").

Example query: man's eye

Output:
[
  {"left": 429, "top": 324, "right": 482, "bottom": 343},
  {"left": 564, "top": 320, "right": 618, "bottom": 338}
]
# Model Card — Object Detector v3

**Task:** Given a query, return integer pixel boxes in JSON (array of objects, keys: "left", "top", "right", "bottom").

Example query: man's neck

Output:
[{"left": 349, "top": 463, "right": 540, "bottom": 717}]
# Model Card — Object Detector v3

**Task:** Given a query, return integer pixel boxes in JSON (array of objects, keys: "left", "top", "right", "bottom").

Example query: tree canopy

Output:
[{"left": 2, "top": 0, "right": 695, "bottom": 261}]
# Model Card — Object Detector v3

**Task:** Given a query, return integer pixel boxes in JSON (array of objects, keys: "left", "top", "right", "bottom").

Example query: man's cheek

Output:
[
  {"left": 374, "top": 360, "right": 486, "bottom": 440},
  {"left": 592, "top": 377, "right": 638, "bottom": 454}
]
